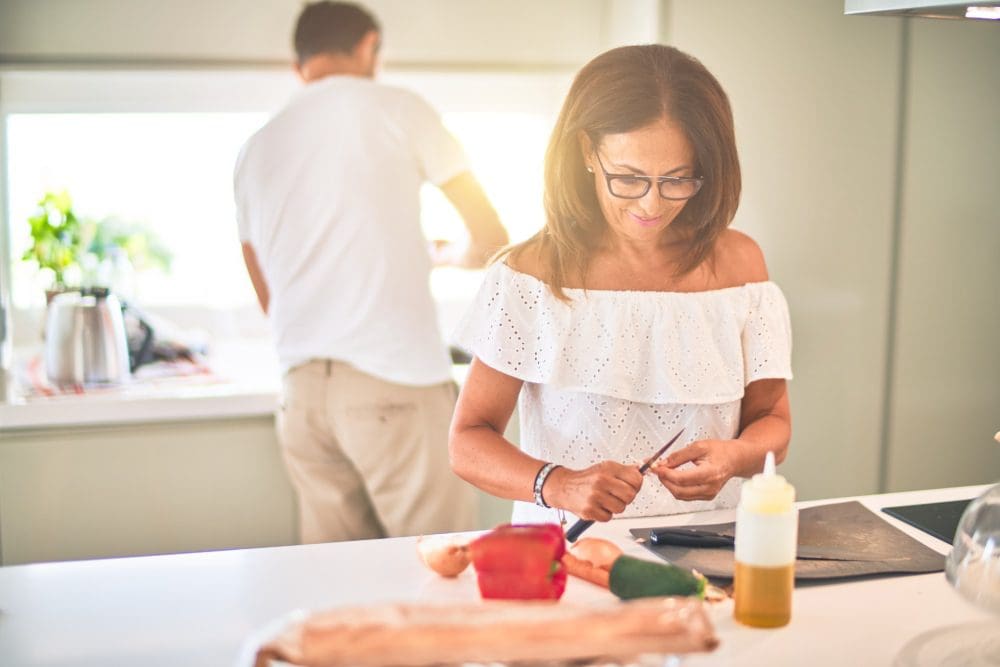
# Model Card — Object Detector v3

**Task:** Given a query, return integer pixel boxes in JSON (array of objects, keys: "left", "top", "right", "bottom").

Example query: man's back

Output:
[
  {"left": 235, "top": 1, "right": 498, "bottom": 544},
  {"left": 235, "top": 76, "right": 466, "bottom": 384}
]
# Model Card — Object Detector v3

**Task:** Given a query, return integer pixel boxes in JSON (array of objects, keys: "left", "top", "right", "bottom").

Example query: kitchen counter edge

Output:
[
  {"left": 0, "top": 385, "right": 280, "bottom": 432},
  {"left": 0, "top": 363, "right": 471, "bottom": 432}
]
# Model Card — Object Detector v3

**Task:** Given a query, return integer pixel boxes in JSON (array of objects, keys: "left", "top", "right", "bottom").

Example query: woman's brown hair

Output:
[{"left": 500, "top": 44, "right": 741, "bottom": 300}]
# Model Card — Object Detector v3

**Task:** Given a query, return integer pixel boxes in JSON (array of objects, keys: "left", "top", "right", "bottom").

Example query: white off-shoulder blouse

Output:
[{"left": 452, "top": 261, "right": 793, "bottom": 524}]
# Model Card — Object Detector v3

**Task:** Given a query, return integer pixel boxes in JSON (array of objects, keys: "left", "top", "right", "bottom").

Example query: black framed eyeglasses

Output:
[{"left": 594, "top": 153, "right": 703, "bottom": 201}]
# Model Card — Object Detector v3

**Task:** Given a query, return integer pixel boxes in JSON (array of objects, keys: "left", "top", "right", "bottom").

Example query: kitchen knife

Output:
[
  {"left": 565, "top": 428, "right": 685, "bottom": 543},
  {"left": 648, "top": 527, "right": 895, "bottom": 562}
]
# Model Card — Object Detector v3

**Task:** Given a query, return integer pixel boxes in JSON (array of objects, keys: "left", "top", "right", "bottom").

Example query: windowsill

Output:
[
  {"left": 0, "top": 339, "right": 281, "bottom": 432},
  {"left": 0, "top": 339, "right": 473, "bottom": 432}
]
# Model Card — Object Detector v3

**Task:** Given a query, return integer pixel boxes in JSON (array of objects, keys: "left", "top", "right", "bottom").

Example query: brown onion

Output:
[
  {"left": 416, "top": 535, "right": 471, "bottom": 577},
  {"left": 569, "top": 538, "right": 623, "bottom": 571}
]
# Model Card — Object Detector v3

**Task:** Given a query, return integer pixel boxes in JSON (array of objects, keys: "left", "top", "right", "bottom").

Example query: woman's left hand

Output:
[{"left": 649, "top": 439, "right": 743, "bottom": 501}]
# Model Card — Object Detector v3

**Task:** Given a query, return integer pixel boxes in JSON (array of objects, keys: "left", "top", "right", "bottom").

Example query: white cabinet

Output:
[
  {"left": 0, "top": 408, "right": 514, "bottom": 565},
  {"left": 0, "top": 417, "right": 297, "bottom": 565}
]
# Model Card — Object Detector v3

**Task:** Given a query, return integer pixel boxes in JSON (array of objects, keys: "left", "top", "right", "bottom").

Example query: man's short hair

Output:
[{"left": 293, "top": 1, "right": 380, "bottom": 64}]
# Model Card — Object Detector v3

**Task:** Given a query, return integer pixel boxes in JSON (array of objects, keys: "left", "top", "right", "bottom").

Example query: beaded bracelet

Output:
[{"left": 533, "top": 462, "right": 560, "bottom": 508}]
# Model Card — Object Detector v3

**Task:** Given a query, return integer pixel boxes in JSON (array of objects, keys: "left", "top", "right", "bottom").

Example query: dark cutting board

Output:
[
  {"left": 882, "top": 499, "right": 972, "bottom": 545},
  {"left": 630, "top": 501, "right": 945, "bottom": 582}
]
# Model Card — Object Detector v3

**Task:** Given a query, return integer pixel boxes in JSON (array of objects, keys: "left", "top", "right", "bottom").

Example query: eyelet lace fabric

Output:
[{"left": 452, "top": 262, "right": 793, "bottom": 523}]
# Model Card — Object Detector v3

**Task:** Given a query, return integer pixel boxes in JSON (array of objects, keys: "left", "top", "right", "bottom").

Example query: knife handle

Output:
[
  {"left": 565, "top": 518, "right": 594, "bottom": 543},
  {"left": 649, "top": 528, "right": 735, "bottom": 548}
]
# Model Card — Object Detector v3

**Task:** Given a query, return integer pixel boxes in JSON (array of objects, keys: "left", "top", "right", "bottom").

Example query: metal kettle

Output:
[{"left": 45, "top": 288, "right": 132, "bottom": 386}]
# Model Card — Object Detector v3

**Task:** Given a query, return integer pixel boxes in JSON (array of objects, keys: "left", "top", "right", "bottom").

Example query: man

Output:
[{"left": 234, "top": 1, "right": 507, "bottom": 543}]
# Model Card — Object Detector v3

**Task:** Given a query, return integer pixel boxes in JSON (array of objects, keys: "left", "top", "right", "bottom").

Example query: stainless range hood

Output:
[{"left": 845, "top": 0, "right": 1000, "bottom": 19}]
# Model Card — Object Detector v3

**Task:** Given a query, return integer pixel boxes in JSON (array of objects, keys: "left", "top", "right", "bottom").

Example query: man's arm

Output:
[
  {"left": 434, "top": 171, "right": 508, "bottom": 269},
  {"left": 241, "top": 242, "right": 269, "bottom": 314}
]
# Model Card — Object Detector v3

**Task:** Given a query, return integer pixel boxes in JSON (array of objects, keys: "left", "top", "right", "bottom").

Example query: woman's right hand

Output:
[{"left": 544, "top": 462, "right": 644, "bottom": 522}]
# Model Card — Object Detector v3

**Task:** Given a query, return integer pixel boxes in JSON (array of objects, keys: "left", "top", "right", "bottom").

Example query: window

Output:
[
  {"left": 7, "top": 112, "right": 268, "bottom": 309},
  {"left": 1, "top": 69, "right": 570, "bottom": 347}
]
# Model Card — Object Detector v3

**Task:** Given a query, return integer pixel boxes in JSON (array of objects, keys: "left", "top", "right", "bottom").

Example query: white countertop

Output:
[
  {"left": 0, "top": 485, "right": 993, "bottom": 666},
  {"left": 0, "top": 380, "right": 281, "bottom": 431}
]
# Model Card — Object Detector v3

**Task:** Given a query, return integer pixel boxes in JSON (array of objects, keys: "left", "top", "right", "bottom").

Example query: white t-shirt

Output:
[
  {"left": 234, "top": 76, "right": 468, "bottom": 384},
  {"left": 452, "top": 262, "right": 794, "bottom": 523}
]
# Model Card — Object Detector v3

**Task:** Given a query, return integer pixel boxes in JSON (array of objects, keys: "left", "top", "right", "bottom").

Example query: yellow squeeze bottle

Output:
[{"left": 733, "top": 451, "right": 797, "bottom": 628}]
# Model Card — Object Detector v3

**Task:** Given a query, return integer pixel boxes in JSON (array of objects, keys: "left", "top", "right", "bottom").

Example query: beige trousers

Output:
[{"left": 277, "top": 359, "right": 477, "bottom": 543}]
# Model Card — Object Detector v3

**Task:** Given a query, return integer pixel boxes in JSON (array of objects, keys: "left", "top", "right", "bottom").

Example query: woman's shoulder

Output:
[
  {"left": 500, "top": 237, "right": 549, "bottom": 283},
  {"left": 712, "top": 228, "right": 770, "bottom": 287}
]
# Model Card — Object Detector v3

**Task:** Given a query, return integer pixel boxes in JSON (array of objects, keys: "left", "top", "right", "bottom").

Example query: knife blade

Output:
[
  {"left": 565, "top": 428, "right": 685, "bottom": 543},
  {"left": 637, "top": 430, "right": 685, "bottom": 474}
]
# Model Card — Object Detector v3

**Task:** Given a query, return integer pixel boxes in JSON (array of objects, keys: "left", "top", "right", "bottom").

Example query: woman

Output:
[{"left": 450, "top": 44, "right": 792, "bottom": 526}]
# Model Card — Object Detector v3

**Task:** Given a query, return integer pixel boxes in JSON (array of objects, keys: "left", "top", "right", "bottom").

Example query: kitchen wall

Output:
[
  {"left": 886, "top": 18, "right": 1000, "bottom": 490},
  {"left": 661, "top": 1, "right": 899, "bottom": 499},
  {"left": 0, "top": 0, "right": 654, "bottom": 68},
  {"left": 660, "top": 0, "right": 1000, "bottom": 498},
  {"left": 0, "top": 0, "right": 997, "bottom": 563}
]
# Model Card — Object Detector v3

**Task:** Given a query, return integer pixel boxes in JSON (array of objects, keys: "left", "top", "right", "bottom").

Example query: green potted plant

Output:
[
  {"left": 22, "top": 190, "right": 172, "bottom": 301},
  {"left": 22, "top": 191, "right": 84, "bottom": 299}
]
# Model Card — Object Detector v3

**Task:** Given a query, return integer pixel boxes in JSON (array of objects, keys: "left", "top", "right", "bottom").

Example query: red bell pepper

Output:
[{"left": 467, "top": 523, "right": 567, "bottom": 600}]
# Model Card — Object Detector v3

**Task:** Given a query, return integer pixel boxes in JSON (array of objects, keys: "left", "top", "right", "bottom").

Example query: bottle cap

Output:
[{"left": 740, "top": 451, "right": 795, "bottom": 513}]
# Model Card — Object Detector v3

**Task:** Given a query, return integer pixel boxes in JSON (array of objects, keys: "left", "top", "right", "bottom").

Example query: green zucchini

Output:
[{"left": 608, "top": 555, "right": 705, "bottom": 600}]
